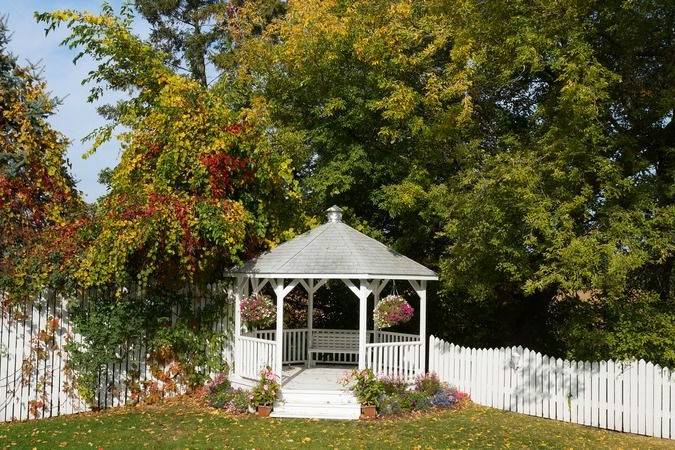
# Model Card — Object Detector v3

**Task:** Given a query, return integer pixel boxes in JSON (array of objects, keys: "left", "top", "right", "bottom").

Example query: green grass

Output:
[{"left": 0, "top": 399, "right": 672, "bottom": 449}]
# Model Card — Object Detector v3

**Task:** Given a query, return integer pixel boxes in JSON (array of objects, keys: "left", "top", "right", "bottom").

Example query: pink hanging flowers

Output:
[
  {"left": 373, "top": 295, "right": 414, "bottom": 328},
  {"left": 240, "top": 293, "right": 275, "bottom": 328}
]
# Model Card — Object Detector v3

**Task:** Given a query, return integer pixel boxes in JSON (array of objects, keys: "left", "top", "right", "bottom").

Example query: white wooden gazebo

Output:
[{"left": 230, "top": 206, "right": 438, "bottom": 386}]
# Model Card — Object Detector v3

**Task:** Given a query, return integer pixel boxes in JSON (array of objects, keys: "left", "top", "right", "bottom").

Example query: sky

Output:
[{"left": 1, "top": 0, "right": 151, "bottom": 202}]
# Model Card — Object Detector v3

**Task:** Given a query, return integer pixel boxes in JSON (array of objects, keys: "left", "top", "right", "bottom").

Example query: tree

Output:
[
  {"left": 134, "top": 0, "right": 286, "bottom": 86},
  {"left": 235, "top": 0, "right": 675, "bottom": 365},
  {"left": 36, "top": 5, "right": 302, "bottom": 289},
  {"left": 0, "top": 18, "right": 85, "bottom": 303}
]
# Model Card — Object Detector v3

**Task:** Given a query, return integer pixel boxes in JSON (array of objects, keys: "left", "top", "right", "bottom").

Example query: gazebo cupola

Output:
[{"left": 230, "top": 206, "right": 438, "bottom": 383}]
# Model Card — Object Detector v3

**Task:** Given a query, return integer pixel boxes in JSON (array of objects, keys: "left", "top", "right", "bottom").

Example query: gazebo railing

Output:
[
  {"left": 239, "top": 328, "right": 421, "bottom": 379},
  {"left": 365, "top": 341, "right": 423, "bottom": 382},
  {"left": 237, "top": 335, "right": 277, "bottom": 379}
]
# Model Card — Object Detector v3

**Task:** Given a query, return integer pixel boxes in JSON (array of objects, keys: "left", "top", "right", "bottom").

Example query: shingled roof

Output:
[{"left": 231, "top": 206, "right": 438, "bottom": 280}]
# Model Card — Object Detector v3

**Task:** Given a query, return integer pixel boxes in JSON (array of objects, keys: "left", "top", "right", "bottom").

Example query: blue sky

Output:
[{"left": 1, "top": 0, "right": 150, "bottom": 202}]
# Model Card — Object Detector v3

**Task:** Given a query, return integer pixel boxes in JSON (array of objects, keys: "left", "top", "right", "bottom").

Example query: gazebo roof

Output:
[{"left": 231, "top": 206, "right": 438, "bottom": 280}]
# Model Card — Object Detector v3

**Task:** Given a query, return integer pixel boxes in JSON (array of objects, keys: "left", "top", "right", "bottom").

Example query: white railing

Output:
[
  {"left": 246, "top": 329, "right": 309, "bottom": 364},
  {"left": 241, "top": 328, "right": 421, "bottom": 374},
  {"left": 369, "top": 330, "right": 419, "bottom": 343},
  {"left": 237, "top": 336, "right": 277, "bottom": 380},
  {"left": 365, "top": 341, "right": 423, "bottom": 382},
  {"left": 429, "top": 335, "right": 675, "bottom": 440},
  {"left": 283, "top": 329, "right": 309, "bottom": 364}
]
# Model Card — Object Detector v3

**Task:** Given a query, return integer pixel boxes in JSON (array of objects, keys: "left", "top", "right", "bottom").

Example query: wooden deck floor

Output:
[{"left": 281, "top": 365, "right": 354, "bottom": 391}]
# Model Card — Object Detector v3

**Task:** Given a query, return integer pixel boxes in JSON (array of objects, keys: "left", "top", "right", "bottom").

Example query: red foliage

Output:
[
  {"left": 200, "top": 153, "right": 253, "bottom": 198},
  {"left": 223, "top": 123, "right": 244, "bottom": 135}
]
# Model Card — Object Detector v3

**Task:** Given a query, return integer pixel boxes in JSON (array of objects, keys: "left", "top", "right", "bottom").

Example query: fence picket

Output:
[
  {"left": 653, "top": 364, "right": 662, "bottom": 438},
  {"left": 630, "top": 360, "right": 639, "bottom": 434},
  {"left": 646, "top": 361, "right": 654, "bottom": 436},
  {"left": 606, "top": 360, "right": 615, "bottom": 430}
]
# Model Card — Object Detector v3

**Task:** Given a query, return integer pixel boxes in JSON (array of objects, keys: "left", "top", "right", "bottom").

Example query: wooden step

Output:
[{"left": 271, "top": 388, "right": 361, "bottom": 420}]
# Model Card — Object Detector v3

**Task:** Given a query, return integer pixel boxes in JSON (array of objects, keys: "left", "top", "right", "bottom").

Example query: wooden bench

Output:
[{"left": 307, "top": 330, "right": 359, "bottom": 367}]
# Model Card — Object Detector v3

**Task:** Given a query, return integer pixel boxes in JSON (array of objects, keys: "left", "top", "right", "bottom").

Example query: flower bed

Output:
[
  {"left": 204, "top": 368, "right": 280, "bottom": 416},
  {"left": 378, "top": 373, "right": 469, "bottom": 416},
  {"left": 205, "top": 372, "right": 250, "bottom": 414},
  {"left": 342, "top": 370, "right": 469, "bottom": 418},
  {"left": 373, "top": 295, "right": 414, "bottom": 328}
]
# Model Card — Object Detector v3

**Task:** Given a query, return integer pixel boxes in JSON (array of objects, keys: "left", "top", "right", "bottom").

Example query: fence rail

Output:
[{"left": 429, "top": 335, "right": 675, "bottom": 440}]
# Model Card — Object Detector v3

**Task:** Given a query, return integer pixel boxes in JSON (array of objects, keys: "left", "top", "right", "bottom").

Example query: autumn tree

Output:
[
  {"left": 37, "top": 5, "right": 302, "bottom": 289},
  {"left": 0, "top": 18, "right": 85, "bottom": 303}
]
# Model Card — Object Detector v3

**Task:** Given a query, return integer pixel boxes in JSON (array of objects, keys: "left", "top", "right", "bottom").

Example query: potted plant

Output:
[
  {"left": 373, "top": 294, "right": 414, "bottom": 328},
  {"left": 342, "top": 368, "right": 384, "bottom": 418},
  {"left": 251, "top": 366, "right": 280, "bottom": 417},
  {"left": 240, "top": 294, "right": 276, "bottom": 329}
]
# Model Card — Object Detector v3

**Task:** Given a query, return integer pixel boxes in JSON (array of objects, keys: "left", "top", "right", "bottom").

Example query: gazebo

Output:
[{"left": 229, "top": 206, "right": 438, "bottom": 390}]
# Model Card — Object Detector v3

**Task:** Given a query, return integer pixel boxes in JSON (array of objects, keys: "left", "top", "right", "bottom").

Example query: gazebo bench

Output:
[{"left": 307, "top": 330, "right": 359, "bottom": 367}]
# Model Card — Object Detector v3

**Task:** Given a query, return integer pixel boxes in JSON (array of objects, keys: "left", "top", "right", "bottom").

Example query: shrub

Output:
[
  {"left": 209, "top": 387, "right": 250, "bottom": 413},
  {"left": 378, "top": 390, "right": 432, "bottom": 415},
  {"left": 414, "top": 373, "right": 441, "bottom": 396},
  {"left": 430, "top": 390, "right": 456, "bottom": 408},
  {"left": 341, "top": 368, "right": 384, "bottom": 406},
  {"left": 379, "top": 375, "right": 408, "bottom": 396},
  {"left": 399, "top": 391, "right": 432, "bottom": 411},
  {"left": 251, "top": 366, "right": 280, "bottom": 406},
  {"left": 378, "top": 394, "right": 402, "bottom": 415},
  {"left": 206, "top": 372, "right": 230, "bottom": 395},
  {"left": 225, "top": 388, "right": 251, "bottom": 413}
]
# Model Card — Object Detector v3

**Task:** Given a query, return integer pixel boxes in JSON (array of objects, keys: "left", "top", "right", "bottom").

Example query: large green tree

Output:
[
  {"left": 234, "top": 0, "right": 675, "bottom": 365},
  {"left": 134, "top": 0, "right": 286, "bottom": 86}
]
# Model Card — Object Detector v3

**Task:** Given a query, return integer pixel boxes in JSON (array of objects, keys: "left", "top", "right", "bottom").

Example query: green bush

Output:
[
  {"left": 377, "top": 394, "right": 402, "bottom": 415},
  {"left": 378, "top": 390, "right": 434, "bottom": 415},
  {"left": 342, "top": 369, "right": 384, "bottom": 406},
  {"left": 209, "top": 387, "right": 251, "bottom": 413}
]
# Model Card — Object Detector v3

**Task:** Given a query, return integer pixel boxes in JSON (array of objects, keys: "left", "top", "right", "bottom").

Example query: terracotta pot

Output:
[
  {"left": 361, "top": 405, "right": 377, "bottom": 418},
  {"left": 257, "top": 405, "right": 272, "bottom": 417}
]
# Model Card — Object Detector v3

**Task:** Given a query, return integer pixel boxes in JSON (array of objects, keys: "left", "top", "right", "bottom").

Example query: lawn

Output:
[{"left": 0, "top": 398, "right": 672, "bottom": 449}]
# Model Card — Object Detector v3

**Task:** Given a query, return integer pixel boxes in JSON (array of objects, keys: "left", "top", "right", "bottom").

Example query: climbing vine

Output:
[{"left": 65, "top": 284, "right": 231, "bottom": 406}]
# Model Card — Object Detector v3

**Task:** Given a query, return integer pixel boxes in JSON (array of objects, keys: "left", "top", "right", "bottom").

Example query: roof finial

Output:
[{"left": 326, "top": 205, "right": 343, "bottom": 223}]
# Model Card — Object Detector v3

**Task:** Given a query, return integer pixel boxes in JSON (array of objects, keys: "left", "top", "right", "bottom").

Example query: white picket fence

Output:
[
  {"left": 0, "top": 287, "right": 234, "bottom": 422},
  {"left": 429, "top": 335, "right": 675, "bottom": 439}
]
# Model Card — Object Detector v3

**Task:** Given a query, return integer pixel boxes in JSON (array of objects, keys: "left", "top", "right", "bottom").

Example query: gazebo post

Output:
[
  {"left": 358, "top": 280, "right": 369, "bottom": 370},
  {"left": 417, "top": 280, "right": 428, "bottom": 373},
  {"left": 307, "top": 279, "right": 314, "bottom": 367},
  {"left": 233, "top": 276, "right": 245, "bottom": 378},
  {"left": 372, "top": 289, "right": 379, "bottom": 344},
  {"left": 274, "top": 278, "right": 285, "bottom": 381}
]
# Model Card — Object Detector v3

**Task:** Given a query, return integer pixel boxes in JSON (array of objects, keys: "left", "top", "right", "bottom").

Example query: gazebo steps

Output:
[{"left": 271, "top": 389, "right": 360, "bottom": 420}]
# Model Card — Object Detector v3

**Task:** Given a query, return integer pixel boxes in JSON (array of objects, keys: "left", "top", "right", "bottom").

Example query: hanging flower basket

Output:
[
  {"left": 373, "top": 295, "right": 414, "bottom": 328},
  {"left": 240, "top": 294, "right": 275, "bottom": 328}
]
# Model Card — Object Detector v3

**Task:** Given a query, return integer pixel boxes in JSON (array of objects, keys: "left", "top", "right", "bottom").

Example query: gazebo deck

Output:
[{"left": 281, "top": 365, "right": 351, "bottom": 391}]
